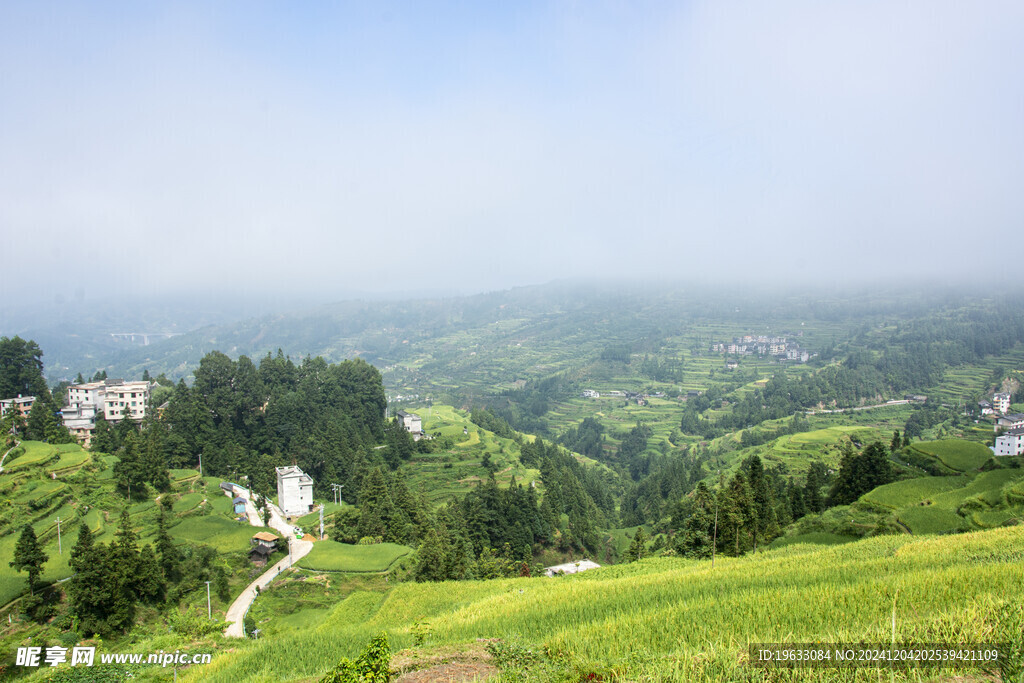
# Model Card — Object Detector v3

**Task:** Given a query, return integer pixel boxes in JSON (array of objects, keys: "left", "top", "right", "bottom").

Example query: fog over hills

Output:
[{"left": 2, "top": 279, "right": 1013, "bottom": 386}]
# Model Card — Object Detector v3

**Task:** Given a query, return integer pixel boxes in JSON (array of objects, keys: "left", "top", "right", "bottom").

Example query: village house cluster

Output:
[
  {"left": 711, "top": 334, "right": 813, "bottom": 364},
  {"left": 1, "top": 379, "right": 151, "bottom": 448},
  {"left": 61, "top": 379, "right": 151, "bottom": 447},
  {"left": 580, "top": 389, "right": 669, "bottom": 406},
  {"left": 980, "top": 390, "right": 1024, "bottom": 456}
]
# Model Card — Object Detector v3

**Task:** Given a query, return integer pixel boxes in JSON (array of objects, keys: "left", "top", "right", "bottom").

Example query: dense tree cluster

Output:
[
  {"left": 667, "top": 455, "right": 833, "bottom": 559},
  {"left": 0, "top": 336, "right": 49, "bottom": 400},
  {"left": 66, "top": 506, "right": 229, "bottom": 637},
  {"left": 392, "top": 427, "right": 621, "bottom": 582},
  {"left": 67, "top": 510, "right": 164, "bottom": 636},
  {"left": 557, "top": 416, "right": 605, "bottom": 460},
  {"left": 621, "top": 450, "right": 706, "bottom": 526},
  {"left": 150, "top": 351, "right": 388, "bottom": 501},
  {"left": 827, "top": 442, "right": 894, "bottom": 506},
  {"left": 0, "top": 337, "right": 73, "bottom": 444}
]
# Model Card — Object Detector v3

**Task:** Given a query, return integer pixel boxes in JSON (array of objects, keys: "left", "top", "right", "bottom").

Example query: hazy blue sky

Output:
[{"left": 2, "top": 1, "right": 1022, "bottom": 305}]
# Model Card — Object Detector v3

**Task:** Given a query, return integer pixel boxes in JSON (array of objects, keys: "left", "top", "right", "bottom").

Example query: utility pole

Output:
[
  {"left": 319, "top": 504, "right": 325, "bottom": 540},
  {"left": 199, "top": 454, "right": 203, "bottom": 478},
  {"left": 205, "top": 581, "right": 212, "bottom": 620},
  {"left": 56, "top": 517, "right": 62, "bottom": 555}
]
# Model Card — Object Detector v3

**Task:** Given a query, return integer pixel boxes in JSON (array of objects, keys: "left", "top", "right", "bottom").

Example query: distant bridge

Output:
[{"left": 109, "top": 332, "right": 182, "bottom": 346}]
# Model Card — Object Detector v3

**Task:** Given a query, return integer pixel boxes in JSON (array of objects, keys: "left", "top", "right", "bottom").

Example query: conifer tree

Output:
[
  {"left": 155, "top": 508, "right": 180, "bottom": 583},
  {"left": 114, "top": 433, "right": 147, "bottom": 499},
  {"left": 414, "top": 528, "right": 449, "bottom": 582},
  {"left": 10, "top": 524, "right": 48, "bottom": 595},
  {"left": 745, "top": 455, "right": 778, "bottom": 550},
  {"left": 720, "top": 472, "right": 756, "bottom": 556},
  {"left": 142, "top": 425, "right": 170, "bottom": 491},
  {"left": 623, "top": 527, "right": 648, "bottom": 562},
  {"left": 106, "top": 509, "right": 139, "bottom": 633},
  {"left": 68, "top": 522, "right": 112, "bottom": 635},
  {"left": 804, "top": 462, "right": 826, "bottom": 513},
  {"left": 26, "top": 399, "right": 57, "bottom": 442},
  {"left": 890, "top": 430, "right": 902, "bottom": 454},
  {"left": 788, "top": 482, "right": 807, "bottom": 520},
  {"left": 677, "top": 483, "right": 714, "bottom": 558},
  {"left": 135, "top": 546, "right": 166, "bottom": 604}
]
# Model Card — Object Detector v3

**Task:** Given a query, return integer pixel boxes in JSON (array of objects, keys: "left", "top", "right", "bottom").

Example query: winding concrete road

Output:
[{"left": 223, "top": 488, "right": 314, "bottom": 638}]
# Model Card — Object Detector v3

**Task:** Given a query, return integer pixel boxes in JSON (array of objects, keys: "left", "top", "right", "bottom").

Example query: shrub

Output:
[{"left": 319, "top": 632, "right": 391, "bottom": 683}]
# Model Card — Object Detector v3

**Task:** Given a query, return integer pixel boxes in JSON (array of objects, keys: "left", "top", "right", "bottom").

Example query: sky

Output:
[{"left": 2, "top": 1, "right": 1023, "bottom": 307}]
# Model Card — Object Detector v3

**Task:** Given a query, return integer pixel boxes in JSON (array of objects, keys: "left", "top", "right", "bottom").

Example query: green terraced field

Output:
[
  {"left": 2, "top": 441, "right": 60, "bottom": 471},
  {"left": 12, "top": 479, "right": 67, "bottom": 505},
  {"left": 295, "top": 502, "right": 346, "bottom": 529},
  {"left": 44, "top": 449, "right": 91, "bottom": 473},
  {"left": 169, "top": 516, "right": 258, "bottom": 551},
  {"left": 403, "top": 405, "right": 542, "bottom": 503},
  {"left": 170, "top": 468, "right": 201, "bottom": 482},
  {"left": 896, "top": 505, "right": 967, "bottom": 534},
  {"left": 295, "top": 541, "right": 412, "bottom": 573},
  {"left": 909, "top": 439, "right": 994, "bottom": 472},
  {"left": 860, "top": 464, "right": 1024, "bottom": 535},
  {"left": 862, "top": 476, "right": 965, "bottom": 509}
]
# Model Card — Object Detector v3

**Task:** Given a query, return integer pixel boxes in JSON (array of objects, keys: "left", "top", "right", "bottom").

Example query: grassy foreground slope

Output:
[{"left": 189, "top": 527, "right": 1024, "bottom": 682}]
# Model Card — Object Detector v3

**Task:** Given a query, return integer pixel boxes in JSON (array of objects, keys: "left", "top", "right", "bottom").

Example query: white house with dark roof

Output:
[
  {"left": 995, "top": 413, "right": 1024, "bottom": 433},
  {"left": 276, "top": 465, "right": 314, "bottom": 517},
  {"left": 396, "top": 410, "right": 424, "bottom": 440},
  {"left": 994, "top": 427, "right": 1024, "bottom": 456}
]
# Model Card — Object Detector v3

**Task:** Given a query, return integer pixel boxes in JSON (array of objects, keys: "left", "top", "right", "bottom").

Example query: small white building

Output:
[
  {"left": 276, "top": 465, "right": 314, "bottom": 518},
  {"left": 994, "top": 427, "right": 1024, "bottom": 456},
  {"left": 544, "top": 559, "right": 601, "bottom": 577},
  {"left": 396, "top": 410, "right": 423, "bottom": 440},
  {"left": 994, "top": 393, "right": 1011, "bottom": 414},
  {"left": 582, "top": 390, "right": 600, "bottom": 398}
]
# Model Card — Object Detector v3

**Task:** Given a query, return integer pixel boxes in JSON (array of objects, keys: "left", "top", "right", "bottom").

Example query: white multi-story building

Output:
[
  {"left": 102, "top": 380, "right": 151, "bottom": 422},
  {"left": 61, "top": 402, "right": 102, "bottom": 447},
  {"left": 993, "top": 392, "right": 1011, "bottom": 414},
  {"left": 276, "top": 466, "right": 314, "bottom": 518},
  {"left": 994, "top": 427, "right": 1024, "bottom": 456},
  {"left": 67, "top": 381, "right": 106, "bottom": 409}
]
